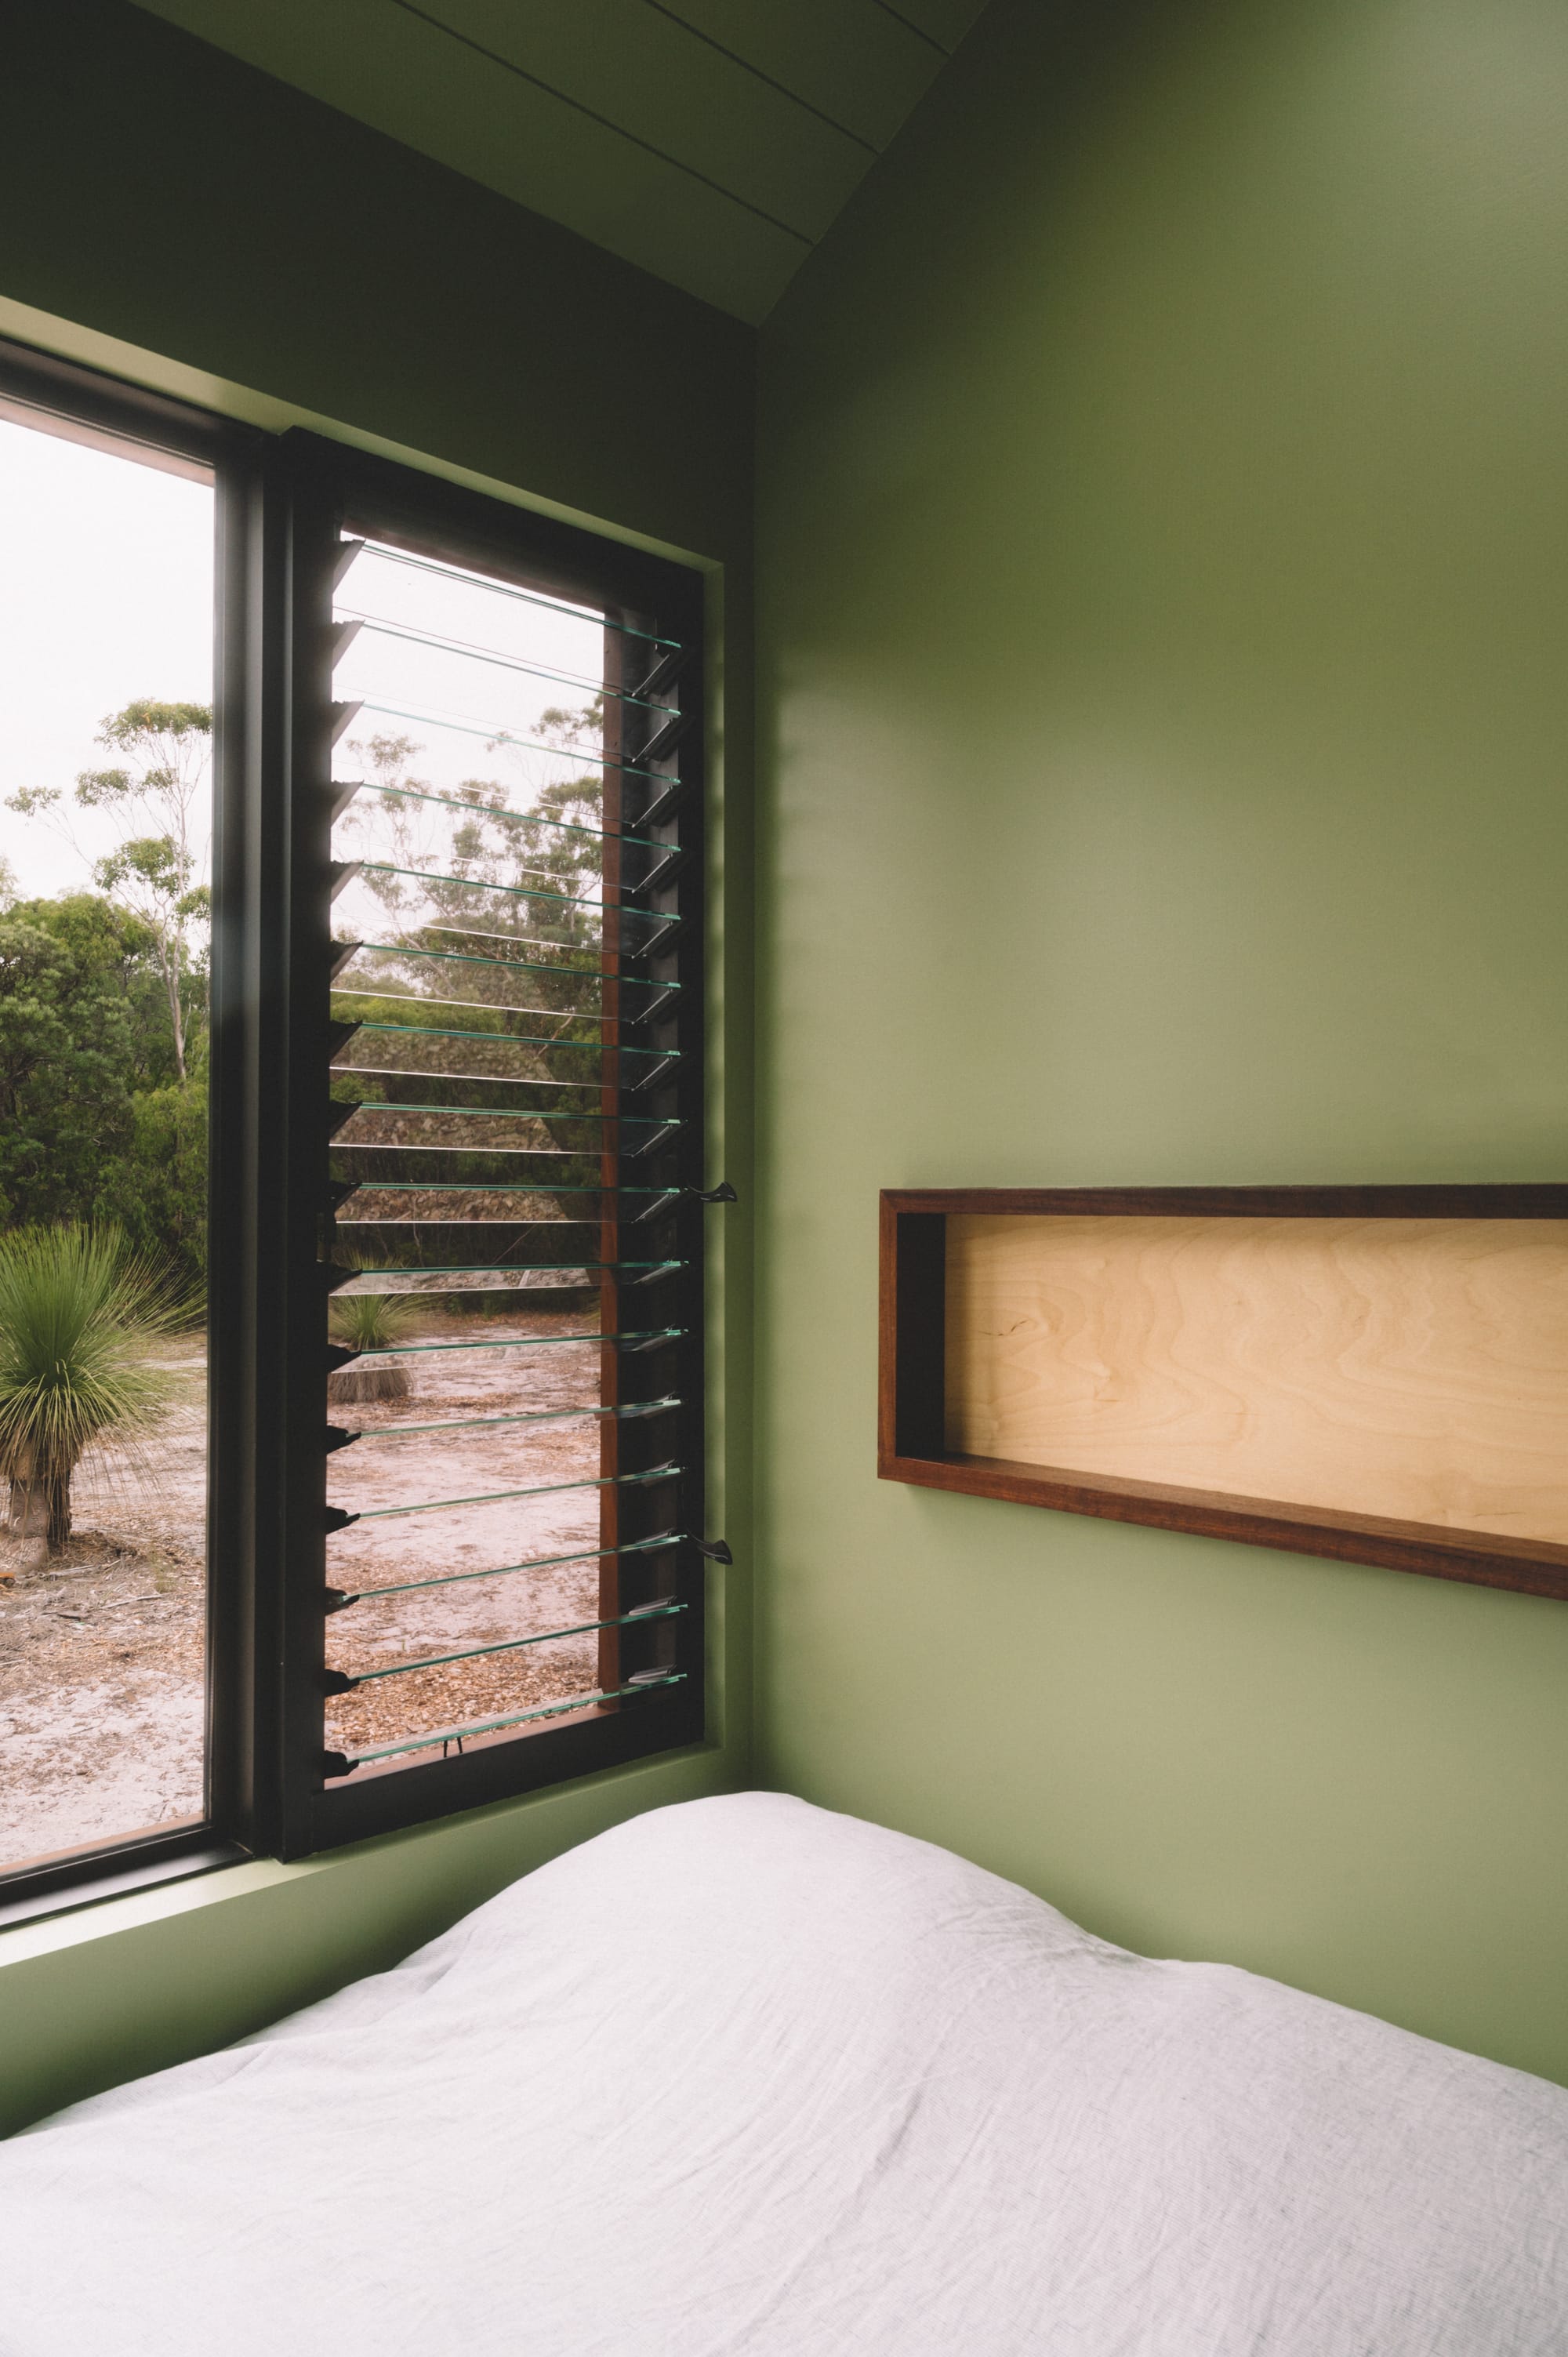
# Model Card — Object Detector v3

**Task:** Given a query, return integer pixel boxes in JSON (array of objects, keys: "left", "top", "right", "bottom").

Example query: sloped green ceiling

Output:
[{"left": 129, "top": 0, "right": 993, "bottom": 321}]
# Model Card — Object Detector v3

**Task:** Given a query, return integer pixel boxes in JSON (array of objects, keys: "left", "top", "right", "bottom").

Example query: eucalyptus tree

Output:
[{"left": 6, "top": 699, "right": 211, "bottom": 1080}]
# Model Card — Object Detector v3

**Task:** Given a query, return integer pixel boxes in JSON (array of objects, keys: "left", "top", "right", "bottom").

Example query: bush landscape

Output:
[{"left": 0, "top": 695, "right": 618, "bottom": 1860}]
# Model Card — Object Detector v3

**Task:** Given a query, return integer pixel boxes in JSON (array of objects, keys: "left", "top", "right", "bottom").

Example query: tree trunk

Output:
[
  {"left": 5, "top": 1447, "right": 76, "bottom": 1553},
  {"left": 158, "top": 934, "right": 187, "bottom": 1082},
  {"left": 44, "top": 1469, "right": 71, "bottom": 1555},
  {"left": 327, "top": 1364, "right": 412, "bottom": 1405}
]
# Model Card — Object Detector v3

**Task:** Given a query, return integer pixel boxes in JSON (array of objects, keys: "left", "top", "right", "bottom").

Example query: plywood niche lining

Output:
[{"left": 878, "top": 1188, "right": 1568, "bottom": 1600}]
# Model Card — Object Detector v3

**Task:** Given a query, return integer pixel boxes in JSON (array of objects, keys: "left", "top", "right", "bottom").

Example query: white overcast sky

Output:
[
  {"left": 0, "top": 406, "right": 623, "bottom": 908},
  {"left": 0, "top": 414, "right": 214, "bottom": 900}
]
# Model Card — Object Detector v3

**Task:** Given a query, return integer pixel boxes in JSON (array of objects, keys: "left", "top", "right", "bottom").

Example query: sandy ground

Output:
[
  {"left": 0, "top": 1349, "right": 208, "bottom": 1869},
  {"left": 324, "top": 1310, "right": 623, "bottom": 1760},
  {"left": 0, "top": 1310, "right": 667, "bottom": 1872}
]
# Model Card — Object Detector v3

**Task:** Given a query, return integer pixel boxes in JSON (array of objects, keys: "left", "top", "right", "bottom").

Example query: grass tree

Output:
[
  {"left": 328, "top": 1270, "right": 419, "bottom": 1405},
  {"left": 0, "top": 1225, "right": 191, "bottom": 1555}
]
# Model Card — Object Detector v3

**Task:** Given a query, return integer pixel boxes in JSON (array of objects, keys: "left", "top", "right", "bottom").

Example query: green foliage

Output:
[
  {"left": 0, "top": 1224, "right": 194, "bottom": 1553},
  {"left": 329, "top": 1278, "right": 421, "bottom": 1353},
  {"left": 0, "top": 892, "right": 212, "bottom": 1286},
  {"left": 0, "top": 899, "right": 137, "bottom": 1229},
  {"left": 2, "top": 688, "right": 214, "bottom": 1284},
  {"left": 107, "top": 1048, "right": 209, "bottom": 1284},
  {"left": 328, "top": 1261, "right": 419, "bottom": 1404},
  {"left": 95, "top": 698, "right": 211, "bottom": 752}
]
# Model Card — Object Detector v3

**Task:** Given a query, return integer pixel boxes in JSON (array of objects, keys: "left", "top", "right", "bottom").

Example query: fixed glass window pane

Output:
[{"left": 0, "top": 411, "right": 213, "bottom": 1874}]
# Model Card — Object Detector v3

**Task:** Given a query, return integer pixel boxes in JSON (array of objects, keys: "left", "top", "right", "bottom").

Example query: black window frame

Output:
[{"left": 0, "top": 339, "right": 712, "bottom": 1913}]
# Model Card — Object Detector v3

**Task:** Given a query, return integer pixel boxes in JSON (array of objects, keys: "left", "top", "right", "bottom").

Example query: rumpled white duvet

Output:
[{"left": 2, "top": 1793, "right": 1564, "bottom": 2355}]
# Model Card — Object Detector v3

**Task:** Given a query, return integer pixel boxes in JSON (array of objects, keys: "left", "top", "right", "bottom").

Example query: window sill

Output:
[{"left": 0, "top": 1839, "right": 250, "bottom": 1936}]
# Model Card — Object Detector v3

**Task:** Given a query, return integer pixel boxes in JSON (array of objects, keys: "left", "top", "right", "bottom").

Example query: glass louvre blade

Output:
[
  {"left": 337, "top": 1182, "right": 681, "bottom": 1201},
  {"left": 340, "top": 538, "right": 681, "bottom": 648},
  {"left": 334, "top": 1275, "right": 608, "bottom": 1300},
  {"left": 331, "top": 984, "right": 673, "bottom": 1030},
  {"left": 336, "top": 861, "right": 676, "bottom": 931},
  {"left": 332, "top": 1102, "right": 676, "bottom": 1131},
  {"left": 337, "top": 1398, "right": 679, "bottom": 1447},
  {"left": 336, "top": 1327, "right": 684, "bottom": 1360},
  {"left": 342, "top": 700, "right": 681, "bottom": 786},
  {"left": 338, "top": 1220, "right": 654, "bottom": 1231},
  {"left": 343, "top": 1467, "right": 680, "bottom": 1521},
  {"left": 329, "top": 989, "right": 587, "bottom": 1029},
  {"left": 332, "top": 1531, "right": 679, "bottom": 1605},
  {"left": 339, "top": 613, "right": 679, "bottom": 716},
  {"left": 331, "top": 936, "right": 679, "bottom": 1008},
  {"left": 335, "top": 1602, "right": 684, "bottom": 1687},
  {"left": 339, "top": 778, "right": 669, "bottom": 852},
  {"left": 341, "top": 1277, "right": 597, "bottom": 1301},
  {"left": 336, "top": 1020, "right": 676, "bottom": 1063},
  {"left": 331, "top": 900, "right": 674, "bottom": 972},
  {"left": 332, "top": 1675, "right": 687, "bottom": 1770},
  {"left": 330, "top": 1150, "right": 670, "bottom": 1168},
  {"left": 331, "top": 1066, "right": 615, "bottom": 1095},
  {"left": 330, "top": 1144, "right": 679, "bottom": 1169},
  {"left": 332, "top": 1262, "right": 682, "bottom": 1289},
  {"left": 323, "top": 519, "right": 693, "bottom": 1789}
]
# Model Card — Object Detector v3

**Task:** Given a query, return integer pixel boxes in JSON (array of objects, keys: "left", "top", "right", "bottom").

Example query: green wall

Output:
[
  {"left": 0, "top": 0, "right": 753, "bottom": 2130},
  {"left": 754, "top": 0, "right": 1568, "bottom": 2083}
]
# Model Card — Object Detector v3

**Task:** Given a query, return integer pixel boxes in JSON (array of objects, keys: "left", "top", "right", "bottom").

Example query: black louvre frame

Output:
[
  {"left": 266, "top": 434, "right": 710, "bottom": 1855},
  {"left": 0, "top": 339, "right": 713, "bottom": 1911}
]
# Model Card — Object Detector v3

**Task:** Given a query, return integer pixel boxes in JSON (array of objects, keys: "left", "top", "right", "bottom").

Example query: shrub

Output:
[
  {"left": 0, "top": 1224, "right": 194, "bottom": 1553},
  {"left": 328, "top": 1270, "right": 419, "bottom": 1406}
]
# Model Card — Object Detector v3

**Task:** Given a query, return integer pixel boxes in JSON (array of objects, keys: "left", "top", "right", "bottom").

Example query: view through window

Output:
[
  {"left": 0, "top": 407, "right": 213, "bottom": 1872},
  {"left": 0, "top": 371, "right": 706, "bottom": 1883},
  {"left": 319, "top": 535, "right": 689, "bottom": 1776}
]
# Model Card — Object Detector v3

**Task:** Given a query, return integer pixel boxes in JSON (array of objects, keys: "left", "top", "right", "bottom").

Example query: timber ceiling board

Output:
[{"left": 129, "top": 0, "right": 993, "bottom": 322}]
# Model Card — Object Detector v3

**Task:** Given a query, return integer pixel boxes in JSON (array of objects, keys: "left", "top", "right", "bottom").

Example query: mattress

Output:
[{"left": 1, "top": 1792, "right": 1564, "bottom": 2354}]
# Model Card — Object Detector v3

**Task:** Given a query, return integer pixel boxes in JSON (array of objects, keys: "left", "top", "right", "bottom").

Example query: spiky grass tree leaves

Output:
[
  {"left": 0, "top": 1225, "right": 194, "bottom": 1555},
  {"left": 328, "top": 1265, "right": 420, "bottom": 1405}
]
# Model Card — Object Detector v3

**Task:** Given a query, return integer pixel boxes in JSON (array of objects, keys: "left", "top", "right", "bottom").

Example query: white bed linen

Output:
[{"left": 1, "top": 1792, "right": 1564, "bottom": 2355}]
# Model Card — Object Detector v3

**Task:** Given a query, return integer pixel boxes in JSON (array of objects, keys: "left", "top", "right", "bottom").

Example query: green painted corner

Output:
[{"left": 753, "top": 0, "right": 1568, "bottom": 2086}]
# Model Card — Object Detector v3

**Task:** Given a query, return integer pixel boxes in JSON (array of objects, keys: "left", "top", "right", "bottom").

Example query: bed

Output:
[{"left": 1, "top": 1792, "right": 1564, "bottom": 2354}]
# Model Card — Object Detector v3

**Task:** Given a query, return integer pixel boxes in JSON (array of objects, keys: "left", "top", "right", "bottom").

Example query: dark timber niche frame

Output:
[{"left": 878, "top": 1187, "right": 1568, "bottom": 1603}]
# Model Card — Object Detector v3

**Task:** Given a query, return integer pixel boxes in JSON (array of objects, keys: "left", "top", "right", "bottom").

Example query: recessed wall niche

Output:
[{"left": 878, "top": 1188, "right": 1568, "bottom": 1600}]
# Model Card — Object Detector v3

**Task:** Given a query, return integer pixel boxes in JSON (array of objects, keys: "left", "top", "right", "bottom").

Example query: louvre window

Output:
[{"left": 0, "top": 341, "right": 719, "bottom": 1908}]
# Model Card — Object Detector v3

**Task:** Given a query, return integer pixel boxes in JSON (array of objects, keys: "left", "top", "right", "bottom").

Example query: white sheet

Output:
[{"left": 1, "top": 1793, "right": 1563, "bottom": 2355}]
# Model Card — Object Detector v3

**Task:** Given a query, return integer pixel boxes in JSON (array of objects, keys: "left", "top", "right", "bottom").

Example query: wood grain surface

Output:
[{"left": 943, "top": 1215, "right": 1568, "bottom": 1547}]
